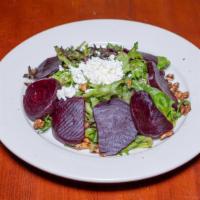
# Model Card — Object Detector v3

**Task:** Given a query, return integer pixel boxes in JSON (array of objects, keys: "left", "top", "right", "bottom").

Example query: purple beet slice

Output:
[
  {"left": 130, "top": 91, "right": 173, "bottom": 138},
  {"left": 93, "top": 98, "right": 137, "bottom": 156},
  {"left": 52, "top": 97, "right": 85, "bottom": 145},
  {"left": 23, "top": 78, "right": 59, "bottom": 121},
  {"left": 35, "top": 56, "right": 60, "bottom": 79},
  {"left": 147, "top": 61, "right": 177, "bottom": 106},
  {"left": 140, "top": 52, "right": 157, "bottom": 64},
  {"left": 141, "top": 53, "right": 165, "bottom": 76}
]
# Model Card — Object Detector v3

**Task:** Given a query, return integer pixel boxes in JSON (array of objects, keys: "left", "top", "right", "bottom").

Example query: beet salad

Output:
[{"left": 23, "top": 42, "right": 191, "bottom": 156}]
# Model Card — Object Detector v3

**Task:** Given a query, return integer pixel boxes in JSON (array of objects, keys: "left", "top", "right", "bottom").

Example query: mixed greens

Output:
[
  {"left": 24, "top": 41, "right": 191, "bottom": 156},
  {"left": 53, "top": 43, "right": 176, "bottom": 143}
]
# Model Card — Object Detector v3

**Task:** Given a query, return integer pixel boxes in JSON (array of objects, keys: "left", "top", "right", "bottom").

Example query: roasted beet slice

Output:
[
  {"left": 52, "top": 97, "right": 85, "bottom": 145},
  {"left": 93, "top": 98, "right": 137, "bottom": 156},
  {"left": 141, "top": 52, "right": 157, "bottom": 64},
  {"left": 35, "top": 56, "right": 60, "bottom": 79},
  {"left": 23, "top": 78, "right": 59, "bottom": 121},
  {"left": 141, "top": 52, "right": 165, "bottom": 76},
  {"left": 130, "top": 91, "right": 173, "bottom": 138},
  {"left": 147, "top": 61, "right": 177, "bottom": 106}
]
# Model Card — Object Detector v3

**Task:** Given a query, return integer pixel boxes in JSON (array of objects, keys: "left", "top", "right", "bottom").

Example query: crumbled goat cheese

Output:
[
  {"left": 128, "top": 73, "right": 132, "bottom": 78},
  {"left": 109, "top": 54, "right": 115, "bottom": 60},
  {"left": 85, "top": 89, "right": 93, "bottom": 93},
  {"left": 69, "top": 66, "right": 87, "bottom": 84},
  {"left": 57, "top": 86, "right": 76, "bottom": 100},
  {"left": 59, "top": 65, "right": 64, "bottom": 71},
  {"left": 70, "top": 56, "right": 123, "bottom": 85},
  {"left": 74, "top": 84, "right": 79, "bottom": 90}
]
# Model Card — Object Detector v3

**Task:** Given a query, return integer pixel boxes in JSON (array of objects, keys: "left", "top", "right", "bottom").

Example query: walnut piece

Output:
[
  {"left": 160, "top": 130, "right": 173, "bottom": 140},
  {"left": 180, "top": 104, "right": 191, "bottom": 115},
  {"left": 33, "top": 119, "right": 45, "bottom": 129},
  {"left": 79, "top": 83, "right": 87, "bottom": 92},
  {"left": 166, "top": 74, "right": 174, "bottom": 81}
]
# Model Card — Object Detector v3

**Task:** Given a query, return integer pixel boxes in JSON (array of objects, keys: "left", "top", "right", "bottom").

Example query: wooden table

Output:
[{"left": 0, "top": 0, "right": 200, "bottom": 199}]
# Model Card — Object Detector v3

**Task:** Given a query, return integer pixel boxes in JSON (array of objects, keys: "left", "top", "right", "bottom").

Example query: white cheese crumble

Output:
[
  {"left": 74, "top": 84, "right": 79, "bottom": 90},
  {"left": 85, "top": 88, "right": 93, "bottom": 93},
  {"left": 57, "top": 86, "right": 76, "bottom": 100},
  {"left": 128, "top": 73, "right": 132, "bottom": 78},
  {"left": 69, "top": 56, "right": 123, "bottom": 85},
  {"left": 59, "top": 65, "right": 64, "bottom": 71},
  {"left": 69, "top": 66, "right": 87, "bottom": 84}
]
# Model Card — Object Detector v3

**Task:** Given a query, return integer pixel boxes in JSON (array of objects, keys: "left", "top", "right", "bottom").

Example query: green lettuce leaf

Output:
[
  {"left": 129, "top": 59, "right": 147, "bottom": 81},
  {"left": 106, "top": 43, "right": 123, "bottom": 52},
  {"left": 90, "top": 97, "right": 100, "bottom": 107},
  {"left": 55, "top": 46, "right": 72, "bottom": 67},
  {"left": 52, "top": 69, "right": 73, "bottom": 86},
  {"left": 128, "top": 42, "right": 143, "bottom": 59},
  {"left": 38, "top": 115, "right": 52, "bottom": 133},
  {"left": 85, "top": 127, "right": 98, "bottom": 143},
  {"left": 117, "top": 52, "right": 130, "bottom": 73},
  {"left": 83, "top": 80, "right": 123, "bottom": 99},
  {"left": 120, "top": 135, "right": 153, "bottom": 155},
  {"left": 117, "top": 44, "right": 147, "bottom": 83},
  {"left": 85, "top": 102, "right": 94, "bottom": 123},
  {"left": 55, "top": 43, "right": 91, "bottom": 68},
  {"left": 157, "top": 56, "right": 170, "bottom": 70}
]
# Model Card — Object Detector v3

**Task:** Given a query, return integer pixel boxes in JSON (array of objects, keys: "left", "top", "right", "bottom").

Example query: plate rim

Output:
[{"left": 1, "top": 18, "right": 200, "bottom": 61}]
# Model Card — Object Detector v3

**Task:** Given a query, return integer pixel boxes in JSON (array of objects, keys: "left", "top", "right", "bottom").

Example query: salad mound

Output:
[{"left": 23, "top": 42, "right": 191, "bottom": 156}]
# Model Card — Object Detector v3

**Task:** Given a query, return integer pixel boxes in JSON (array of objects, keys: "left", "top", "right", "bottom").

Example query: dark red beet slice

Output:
[
  {"left": 23, "top": 78, "right": 59, "bottom": 121},
  {"left": 52, "top": 97, "right": 85, "bottom": 145},
  {"left": 130, "top": 91, "right": 173, "bottom": 138},
  {"left": 93, "top": 98, "right": 137, "bottom": 156},
  {"left": 147, "top": 61, "right": 177, "bottom": 107},
  {"left": 140, "top": 52, "right": 165, "bottom": 76},
  {"left": 140, "top": 52, "right": 157, "bottom": 64},
  {"left": 35, "top": 57, "right": 60, "bottom": 79}
]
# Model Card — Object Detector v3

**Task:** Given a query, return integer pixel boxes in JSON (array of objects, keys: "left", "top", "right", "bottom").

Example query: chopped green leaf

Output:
[
  {"left": 85, "top": 102, "right": 93, "bottom": 117},
  {"left": 117, "top": 50, "right": 146, "bottom": 83},
  {"left": 39, "top": 115, "right": 52, "bottom": 133},
  {"left": 76, "top": 41, "right": 87, "bottom": 50},
  {"left": 90, "top": 97, "right": 100, "bottom": 107},
  {"left": 55, "top": 46, "right": 72, "bottom": 67},
  {"left": 106, "top": 43, "right": 123, "bottom": 52},
  {"left": 81, "top": 43, "right": 92, "bottom": 57},
  {"left": 128, "top": 42, "right": 142, "bottom": 59},
  {"left": 129, "top": 59, "right": 147, "bottom": 81},
  {"left": 120, "top": 86, "right": 133, "bottom": 103},
  {"left": 85, "top": 127, "right": 98, "bottom": 143},
  {"left": 83, "top": 80, "right": 123, "bottom": 99},
  {"left": 120, "top": 135, "right": 153, "bottom": 155},
  {"left": 55, "top": 44, "right": 91, "bottom": 68},
  {"left": 157, "top": 56, "right": 170, "bottom": 70},
  {"left": 52, "top": 69, "right": 73, "bottom": 86},
  {"left": 117, "top": 52, "right": 130, "bottom": 73}
]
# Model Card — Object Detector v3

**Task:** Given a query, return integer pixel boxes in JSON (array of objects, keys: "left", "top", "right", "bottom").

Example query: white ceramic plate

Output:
[{"left": 0, "top": 19, "right": 200, "bottom": 183}]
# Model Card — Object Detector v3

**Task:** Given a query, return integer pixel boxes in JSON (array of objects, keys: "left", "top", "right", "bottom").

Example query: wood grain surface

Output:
[{"left": 0, "top": 0, "right": 200, "bottom": 200}]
